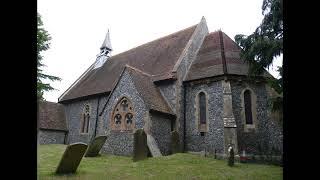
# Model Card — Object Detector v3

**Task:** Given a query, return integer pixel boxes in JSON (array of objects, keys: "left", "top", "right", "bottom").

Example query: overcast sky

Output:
[{"left": 38, "top": 0, "right": 282, "bottom": 102}]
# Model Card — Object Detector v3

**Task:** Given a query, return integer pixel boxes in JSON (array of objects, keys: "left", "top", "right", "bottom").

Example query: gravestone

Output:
[
  {"left": 170, "top": 131, "right": 180, "bottom": 154},
  {"left": 55, "top": 143, "right": 88, "bottom": 174},
  {"left": 85, "top": 135, "right": 108, "bottom": 157},
  {"left": 133, "top": 129, "right": 148, "bottom": 162},
  {"left": 147, "top": 134, "right": 162, "bottom": 157},
  {"left": 228, "top": 146, "right": 235, "bottom": 167}
]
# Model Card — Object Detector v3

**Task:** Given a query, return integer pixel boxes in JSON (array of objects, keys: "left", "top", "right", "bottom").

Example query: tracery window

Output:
[
  {"left": 125, "top": 113, "right": 133, "bottom": 124},
  {"left": 111, "top": 97, "right": 135, "bottom": 131},
  {"left": 80, "top": 104, "right": 90, "bottom": 134},
  {"left": 114, "top": 114, "right": 121, "bottom": 124}
]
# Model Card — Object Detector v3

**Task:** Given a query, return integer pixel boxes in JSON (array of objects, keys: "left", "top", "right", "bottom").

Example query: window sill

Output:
[
  {"left": 245, "top": 124, "right": 255, "bottom": 128},
  {"left": 111, "top": 129, "right": 134, "bottom": 133},
  {"left": 244, "top": 124, "right": 256, "bottom": 133}
]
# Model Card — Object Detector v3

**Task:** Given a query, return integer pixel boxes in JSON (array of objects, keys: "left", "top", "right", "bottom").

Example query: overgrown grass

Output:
[{"left": 38, "top": 144, "right": 282, "bottom": 179}]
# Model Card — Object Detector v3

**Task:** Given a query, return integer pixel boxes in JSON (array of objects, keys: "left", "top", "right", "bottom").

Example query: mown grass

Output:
[{"left": 38, "top": 144, "right": 282, "bottom": 180}]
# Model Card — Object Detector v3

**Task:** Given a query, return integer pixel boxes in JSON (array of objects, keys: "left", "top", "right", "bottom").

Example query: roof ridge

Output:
[
  {"left": 219, "top": 30, "right": 228, "bottom": 74},
  {"left": 220, "top": 31, "right": 242, "bottom": 51},
  {"left": 40, "top": 100, "right": 60, "bottom": 105},
  {"left": 58, "top": 59, "right": 97, "bottom": 102},
  {"left": 109, "top": 24, "right": 197, "bottom": 59},
  {"left": 209, "top": 30, "right": 220, "bottom": 34},
  {"left": 125, "top": 64, "right": 152, "bottom": 77}
]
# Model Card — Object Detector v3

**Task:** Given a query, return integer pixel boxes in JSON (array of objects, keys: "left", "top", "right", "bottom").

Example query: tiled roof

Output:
[
  {"left": 38, "top": 101, "right": 68, "bottom": 131},
  {"left": 126, "top": 65, "right": 174, "bottom": 115},
  {"left": 185, "top": 31, "right": 272, "bottom": 81},
  {"left": 59, "top": 25, "right": 197, "bottom": 102}
]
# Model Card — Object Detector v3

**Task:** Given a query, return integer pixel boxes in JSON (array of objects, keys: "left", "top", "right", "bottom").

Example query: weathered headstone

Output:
[
  {"left": 133, "top": 129, "right": 148, "bottom": 161},
  {"left": 85, "top": 135, "right": 108, "bottom": 157},
  {"left": 146, "top": 134, "right": 162, "bottom": 157},
  {"left": 55, "top": 143, "right": 88, "bottom": 174},
  {"left": 228, "top": 146, "right": 235, "bottom": 167},
  {"left": 170, "top": 131, "right": 180, "bottom": 154}
]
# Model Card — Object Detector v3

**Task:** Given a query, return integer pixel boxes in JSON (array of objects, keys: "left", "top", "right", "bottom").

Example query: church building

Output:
[{"left": 52, "top": 17, "right": 282, "bottom": 157}]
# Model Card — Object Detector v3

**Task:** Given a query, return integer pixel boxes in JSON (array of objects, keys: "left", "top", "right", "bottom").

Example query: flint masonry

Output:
[{"left": 39, "top": 17, "right": 282, "bottom": 157}]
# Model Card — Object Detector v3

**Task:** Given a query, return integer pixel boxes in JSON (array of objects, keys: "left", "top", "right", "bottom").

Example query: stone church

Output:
[{"left": 41, "top": 17, "right": 283, "bottom": 157}]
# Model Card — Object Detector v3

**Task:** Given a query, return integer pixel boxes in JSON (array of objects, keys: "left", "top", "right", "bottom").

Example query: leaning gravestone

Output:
[
  {"left": 55, "top": 143, "right": 88, "bottom": 174},
  {"left": 147, "top": 134, "right": 162, "bottom": 157},
  {"left": 84, "top": 135, "right": 108, "bottom": 157},
  {"left": 133, "top": 129, "right": 148, "bottom": 162},
  {"left": 170, "top": 131, "right": 180, "bottom": 154}
]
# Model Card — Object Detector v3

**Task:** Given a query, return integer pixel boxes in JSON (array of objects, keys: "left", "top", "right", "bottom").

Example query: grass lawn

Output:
[{"left": 38, "top": 144, "right": 282, "bottom": 180}]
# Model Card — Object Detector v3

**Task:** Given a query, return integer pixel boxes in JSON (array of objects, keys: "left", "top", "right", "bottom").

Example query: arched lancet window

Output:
[
  {"left": 196, "top": 91, "right": 209, "bottom": 136},
  {"left": 111, "top": 97, "right": 135, "bottom": 131},
  {"left": 244, "top": 90, "right": 253, "bottom": 125},
  {"left": 199, "top": 92, "right": 207, "bottom": 125},
  {"left": 80, "top": 104, "right": 90, "bottom": 133}
]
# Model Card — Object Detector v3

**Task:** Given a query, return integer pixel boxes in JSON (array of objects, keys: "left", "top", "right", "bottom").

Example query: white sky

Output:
[{"left": 38, "top": 0, "right": 282, "bottom": 102}]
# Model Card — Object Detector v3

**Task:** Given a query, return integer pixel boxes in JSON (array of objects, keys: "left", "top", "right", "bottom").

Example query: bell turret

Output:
[
  {"left": 94, "top": 30, "right": 112, "bottom": 69},
  {"left": 100, "top": 29, "right": 112, "bottom": 54}
]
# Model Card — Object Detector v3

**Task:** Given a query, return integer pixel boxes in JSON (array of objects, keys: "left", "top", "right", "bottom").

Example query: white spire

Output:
[
  {"left": 100, "top": 29, "right": 112, "bottom": 51},
  {"left": 94, "top": 29, "right": 112, "bottom": 69}
]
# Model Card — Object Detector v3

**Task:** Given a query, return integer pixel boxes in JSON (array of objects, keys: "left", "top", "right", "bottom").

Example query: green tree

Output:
[
  {"left": 37, "top": 13, "right": 61, "bottom": 100},
  {"left": 235, "top": 0, "right": 283, "bottom": 112}
]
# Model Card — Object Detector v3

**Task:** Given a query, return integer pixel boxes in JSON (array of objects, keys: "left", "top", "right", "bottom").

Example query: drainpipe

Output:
[
  {"left": 64, "top": 131, "right": 69, "bottom": 144},
  {"left": 183, "top": 83, "right": 187, "bottom": 152},
  {"left": 92, "top": 97, "right": 100, "bottom": 140},
  {"left": 37, "top": 100, "right": 39, "bottom": 144}
]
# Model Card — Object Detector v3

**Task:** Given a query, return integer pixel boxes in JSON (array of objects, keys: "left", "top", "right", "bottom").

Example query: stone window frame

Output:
[
  {"left": 80, "top": 104, "right": 91, "bottom": 134},
  {"left": 240, "top": 87, "right": 257, "bottom": 132},
  {"left": 195, "top": 90, "right": 209, "bottom": 133},
  {"left": 110, "top": 96, "right": 135, "bottom": 132}
]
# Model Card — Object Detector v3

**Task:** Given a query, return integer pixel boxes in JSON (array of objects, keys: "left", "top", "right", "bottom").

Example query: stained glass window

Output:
[{"left": 112, "top": 97, "right": 134, "bottom": 130}]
